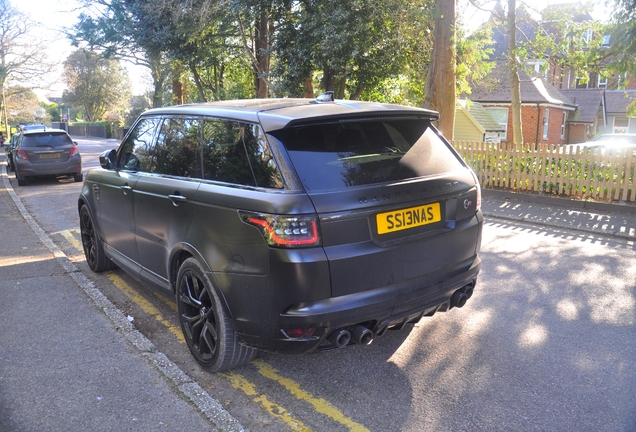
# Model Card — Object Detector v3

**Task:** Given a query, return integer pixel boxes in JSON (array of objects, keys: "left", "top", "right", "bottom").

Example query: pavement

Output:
[
  {"left": 0, "top": 155, "right": 242, "bottom": 430},
  {"left": 1, "top": 149, "right": 636, "bottom": 432}
]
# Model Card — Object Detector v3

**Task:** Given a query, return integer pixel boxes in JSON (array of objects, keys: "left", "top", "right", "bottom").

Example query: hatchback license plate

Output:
[
  {"left": 40, "top": 153, "right": 61, "bottom": 159},
  {"left": 376, "top": 202, "right": 441, "bottom": 234}
]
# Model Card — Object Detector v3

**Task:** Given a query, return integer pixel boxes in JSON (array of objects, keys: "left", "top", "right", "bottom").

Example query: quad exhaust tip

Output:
[{"left": 327, "top": 325, "right": 374, "bottom": 348}]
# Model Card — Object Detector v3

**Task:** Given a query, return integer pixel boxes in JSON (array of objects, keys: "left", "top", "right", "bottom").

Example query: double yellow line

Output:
[{"left": 61, "top": 229, "right": 369, "bottom": 432}]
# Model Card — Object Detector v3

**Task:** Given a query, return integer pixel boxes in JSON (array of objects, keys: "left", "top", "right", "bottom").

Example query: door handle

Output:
[
  {"left": 168, "top": 194, "right": 187, "bottom": 206},
  {"left": 120, "top": 184, "right": 133, "bottom": 195}
]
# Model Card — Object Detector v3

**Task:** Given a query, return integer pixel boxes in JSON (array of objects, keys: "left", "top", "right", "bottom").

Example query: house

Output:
[
  {"left": 559, "top": 89, "right": 606, "bottom": 142},
  {"left": 467, "top": 60, "right": 577, "bottom": 146},
  {"left": 600, "top": 90, "right": 636, "bottom": 134},
  {"left": 454, "top": 100, "right": 506, "bottom": 143}
]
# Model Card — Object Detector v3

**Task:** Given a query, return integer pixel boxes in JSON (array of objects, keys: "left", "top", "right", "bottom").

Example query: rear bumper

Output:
[
  {"left": 15, "top": 157, "right": 82, "bottom": 177},
  {"left": 237, "top": 254, "right": 481, "bottom": 354}
]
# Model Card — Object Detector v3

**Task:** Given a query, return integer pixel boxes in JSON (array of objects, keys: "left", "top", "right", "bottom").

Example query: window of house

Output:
[
  {"left": 582, "top": 29, "right": 593, "bottom": 44},
  {"left": 575, "top": 75, "right": 589, "bottom": 89},
  {"left": 598, "top": 74, "right": 608, "bottom": 89},
  {"left": 614, "top": 117, "right": 629, "bottom": 134},
  {"left": 561, "top": 112, "right": 567, "bottom": 139},
  {"left": 543, "top": 109, "right": 550, "bottom": 139},
  {"left": 602, "top": 35, "right": 611, "bottom": 47},
  {"left": 486, "top": 108, "right": 508, "bottom": 140}
]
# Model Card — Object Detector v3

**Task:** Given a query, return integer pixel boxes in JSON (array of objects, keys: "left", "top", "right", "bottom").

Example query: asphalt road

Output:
[{"left": 2, "top": 137, "right": 635, "bottom": 431}]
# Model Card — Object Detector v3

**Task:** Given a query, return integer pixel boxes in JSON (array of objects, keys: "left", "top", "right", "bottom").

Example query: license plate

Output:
[
  {"left": 40, "top": 153, "right": 61, "bottom": 159},
  {"left": 376, "top": 202, "right": 442, "bottom": 234}
]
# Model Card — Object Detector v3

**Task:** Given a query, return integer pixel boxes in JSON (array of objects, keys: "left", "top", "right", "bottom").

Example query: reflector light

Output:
[{"left": 281, "top": 328, "right": 316, "bottom": 339}]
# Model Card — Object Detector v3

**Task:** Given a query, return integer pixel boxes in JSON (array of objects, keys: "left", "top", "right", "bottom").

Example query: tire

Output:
[
  {"left": 176, "top": 257, "right": 257, "bottom": 372},
  {"left": 74, "top": 172, "right": 83, "bottom": 182},
  {"left": 79, "top": 205, "right": 117, "bottom": 272}
]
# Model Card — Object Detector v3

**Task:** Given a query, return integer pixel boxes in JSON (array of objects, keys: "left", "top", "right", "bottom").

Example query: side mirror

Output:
[{"left": 99, "top": 149, "right": 117, "bottom": 170}]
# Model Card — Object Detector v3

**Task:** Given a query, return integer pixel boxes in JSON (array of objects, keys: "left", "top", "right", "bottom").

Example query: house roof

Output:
[
  {"left": 604, "top": 90, "right": 636, "bottom": 114},
  {"left": 457, "top": 100, "right": 505, "bottom": 132},
  {"left": 467, "top": 60, "right": 576, "bottom": 108},
  {"left": 559, "top": 89, "right": 606, "bottom": 124}
]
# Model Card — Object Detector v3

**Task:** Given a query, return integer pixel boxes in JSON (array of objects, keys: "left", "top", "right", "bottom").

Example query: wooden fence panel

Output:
[{"left": 453, "top": 140, "right": 636, "bottom": 203}]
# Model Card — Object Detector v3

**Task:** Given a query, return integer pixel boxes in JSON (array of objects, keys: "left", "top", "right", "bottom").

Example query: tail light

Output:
[
  {"left": 16, "top": 149, "right": 29, "bottom": 161},
  {"left": 70, "top": 145, "right": 80, "bottom": 158},
  {"left": 239, "top": 211, "right": 321, "bottom": 247}
]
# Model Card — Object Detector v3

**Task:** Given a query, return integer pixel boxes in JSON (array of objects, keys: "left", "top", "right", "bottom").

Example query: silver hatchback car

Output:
[{"left": 14, "top": 129, "right": 83, "bottom": 186}]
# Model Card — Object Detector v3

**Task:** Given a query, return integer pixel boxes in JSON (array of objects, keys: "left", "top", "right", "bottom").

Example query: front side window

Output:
[
  {"left": 118, "top": 116, "right": 161, "bottom": 172},
  {"left": 269, "top": 117, "right": 465, "bottom": 191},
  {"left": 202, "top": 119, "right": 283, "bottom": 188},
  {"left": 153, "top": 117, "right": 202, "bottom": 177}
]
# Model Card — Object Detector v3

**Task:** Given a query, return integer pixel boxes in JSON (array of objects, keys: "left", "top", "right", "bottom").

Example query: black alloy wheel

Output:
[
  {"left": 176, "top": 258, "right": 256, "bottom": 372},
  {"left": 79, "top": 205, "right": 116, "bottom": 272}
]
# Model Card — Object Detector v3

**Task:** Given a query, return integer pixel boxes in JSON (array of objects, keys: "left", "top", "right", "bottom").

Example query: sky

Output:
[{"left": 14, "top": 0, "right": 612, "bottom": 98}]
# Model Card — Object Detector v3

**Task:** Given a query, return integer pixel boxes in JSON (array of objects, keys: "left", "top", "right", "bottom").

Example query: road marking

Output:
[
  {"left": 61, "top": 229, "right": 366, "bottom": 431},
  {"left": 255, "top": 360, "right": 370, "bottom": 432},
  {"left": 58, "top": 229, "right": 82, "bottom": 251},
  {"left": 106, "top": 272, "right": 186, "bottom": 344},
  {"left": 223, "top": 372, "right": 313, "bottom": 432}
]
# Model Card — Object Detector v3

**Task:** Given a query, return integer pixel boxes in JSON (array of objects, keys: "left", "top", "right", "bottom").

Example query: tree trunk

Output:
[
  {"left": 303, "top": 78, "right": 314, "bottom": 98},
  {"left": 508, "top": 0, "right": 523, "bottom": 145},
  {"left": 423, "top": 0, "right": 456, "bottom": 140},
  {"left": 254, "top": 10, "right": 270, "bottom": 98},
  {"left": 189, "top": 61, "right": 208, "bottom": 102}
]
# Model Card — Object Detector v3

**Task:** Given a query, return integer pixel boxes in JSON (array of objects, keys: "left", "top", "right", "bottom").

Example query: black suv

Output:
[{"left": 78, "top": 96, "right": 483, "bottom": 372}]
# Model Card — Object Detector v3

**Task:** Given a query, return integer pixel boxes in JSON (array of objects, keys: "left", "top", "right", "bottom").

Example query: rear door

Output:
[{"left": 133, "top": 117, "right": 202, "bottom": 286}]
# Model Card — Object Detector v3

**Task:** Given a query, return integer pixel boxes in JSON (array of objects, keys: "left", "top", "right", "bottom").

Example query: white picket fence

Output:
[{"left": 453, "top": 141, "right": 636, "bottom": 202}]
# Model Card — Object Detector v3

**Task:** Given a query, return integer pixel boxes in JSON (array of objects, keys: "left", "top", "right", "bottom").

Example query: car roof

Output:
[
  {"left": 21, "top": 128, "right": 68, "bottom": 135},
  {"left": 141, "top": 98, "right": 440, "bottom": 132},
  {"left": 590, "top": 133, "right": 636, "bottom": 143}
]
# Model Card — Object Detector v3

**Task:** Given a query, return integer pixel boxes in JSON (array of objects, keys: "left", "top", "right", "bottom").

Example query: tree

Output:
[
  {"left": 62, "top": 48, "right": 131, "bottom": 122},
  {"left": 3, "top": 86, "right": 42, "bottom": 124},
  {"left": 273, "top": 0, "right": 432, "bottom": 100},
  {"left": 0, "top": 0, "right": 56, "bottom": 134},
  {"left": 71, "top": 0, "right": 171, "bottom": 107},
  {"left": 424, "top": 0, "right": 456, "bottom": 139},
  {"left": 507, "top": 0, "right": 522, "bottom": 145}
]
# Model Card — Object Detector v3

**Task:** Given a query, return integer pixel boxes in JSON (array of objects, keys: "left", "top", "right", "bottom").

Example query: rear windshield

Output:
[
  {"left": 21, "top": 132, "right": 73, "bottom": 148},
  {"left": 269, "top": 118, "right": 465, "bottom": 191}
]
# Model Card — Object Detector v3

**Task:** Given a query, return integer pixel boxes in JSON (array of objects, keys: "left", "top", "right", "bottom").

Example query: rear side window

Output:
[
  {"left": 20, "top": 132, "right": 73, "bottom": 148},
  {"left": 269, "top": 119, "right": 465, "bottom": 191},
  {"left": 202, "top": 119, "right": 283, "bottom": 188}
]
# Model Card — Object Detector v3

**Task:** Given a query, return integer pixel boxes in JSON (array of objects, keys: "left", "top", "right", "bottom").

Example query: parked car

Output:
[
  {"left": 21, "top": 124, "right": 47, "bottom": 132},
  {"left": 5, "top": 132, "right": 20, "bottom": 172},
  {"left": 13, "top": 129, "right": 82, "bottom": 186},
  {"left": 78, "top": 95, "right": 483, "bottom": 372},
  {"left": 561, "top": 133, "right": 636, "bottom": 155}
]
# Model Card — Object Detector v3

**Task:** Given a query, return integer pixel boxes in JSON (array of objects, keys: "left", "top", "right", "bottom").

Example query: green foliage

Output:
[
  {"left": 42, "top": 102, "right": 60, "bottom": 122},
  {"left": 63, "top": 49, "right": 132, "bottom": 122}
]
